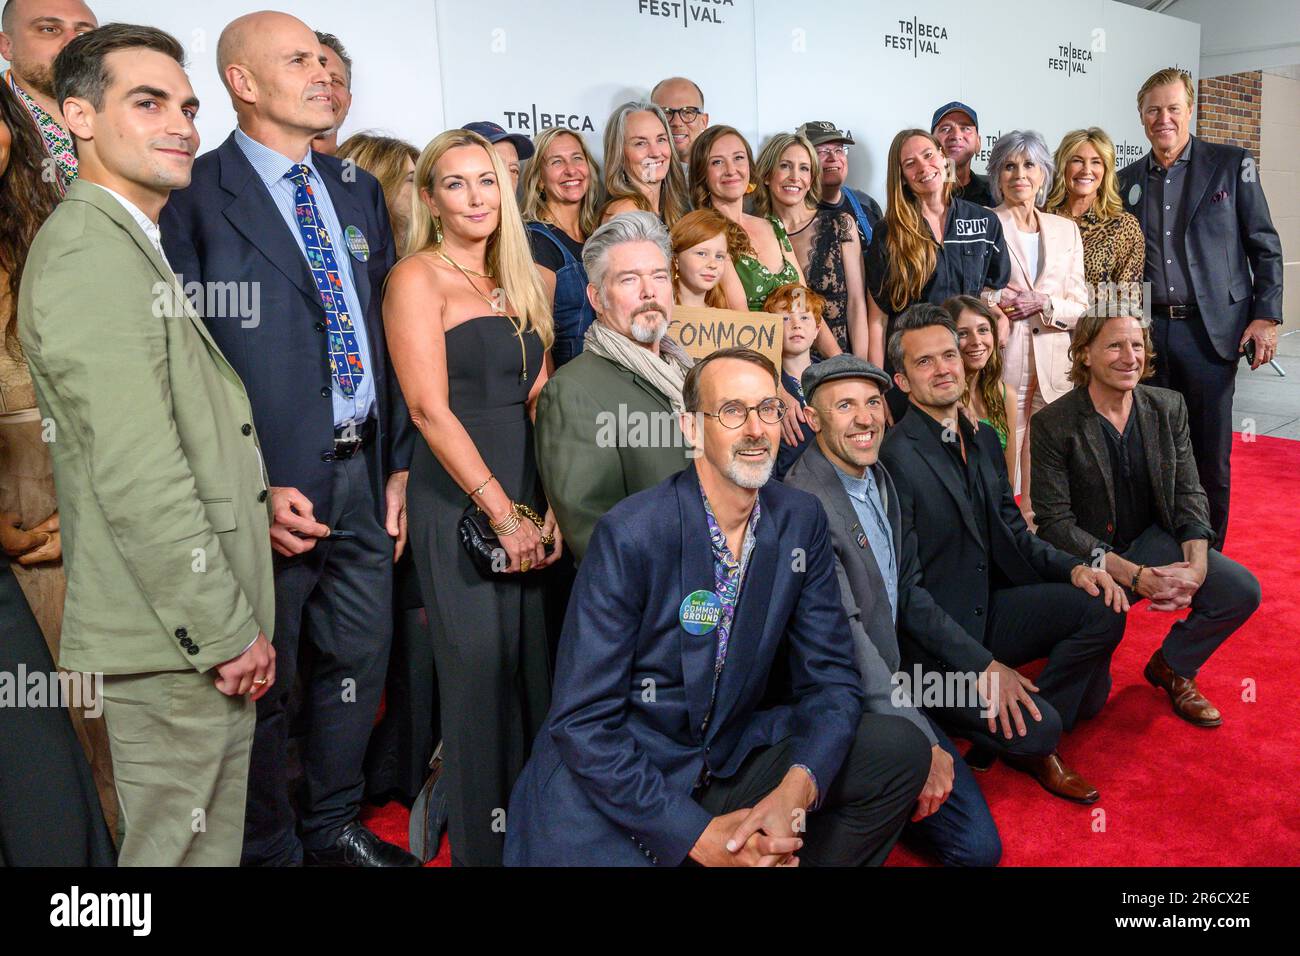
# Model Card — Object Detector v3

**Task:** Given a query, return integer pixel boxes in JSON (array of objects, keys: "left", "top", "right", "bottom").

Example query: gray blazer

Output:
[
  {"left": 1030, "top": 383, "right": 1212, "bottom": 559},
  {"left": 784, "top": 441, "right": 936, "bottom": 746}
]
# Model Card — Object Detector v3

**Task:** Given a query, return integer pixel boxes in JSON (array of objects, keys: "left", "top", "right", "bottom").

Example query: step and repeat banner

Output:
[{"left": 77, "top": 0, "right": 1199, "bottom": 198}]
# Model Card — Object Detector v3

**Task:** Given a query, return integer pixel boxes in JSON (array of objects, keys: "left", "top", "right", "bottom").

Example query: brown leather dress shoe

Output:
[
  {"left": 1002, "top": 752, "right": 1099, "bottom": 804},
  {"left": 1144, "top": 649, "right": 1223, "bottom": 727}
]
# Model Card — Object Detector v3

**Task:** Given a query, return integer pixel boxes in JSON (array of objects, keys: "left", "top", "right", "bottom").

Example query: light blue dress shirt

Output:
[
  {"left": 235, "top": 129, "right": 376, "bottom": 427},
  {"left": 834, "top": 465, "right": 898, "bottom": 622}
]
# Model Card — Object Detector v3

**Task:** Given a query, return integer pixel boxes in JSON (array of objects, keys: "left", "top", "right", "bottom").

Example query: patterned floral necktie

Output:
[{"left": 285, "top": 163, "right": 365, "bottom": 397}]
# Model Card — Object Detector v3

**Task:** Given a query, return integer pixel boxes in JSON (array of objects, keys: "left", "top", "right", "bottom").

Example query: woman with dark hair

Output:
[
  {"left": 0, "top": 81, "right": 115, "bottom": 865},
  {"left": 945, "top": 294, "right": 1018, "bottom": 481},
  {"left": 865, "top": 128, "right": 1011, "bottom": 418}
]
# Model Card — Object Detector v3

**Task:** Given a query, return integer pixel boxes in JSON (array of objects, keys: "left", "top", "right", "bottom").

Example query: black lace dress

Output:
[{"left": 789, "top": 208, "right": 856, "bottom": 357}]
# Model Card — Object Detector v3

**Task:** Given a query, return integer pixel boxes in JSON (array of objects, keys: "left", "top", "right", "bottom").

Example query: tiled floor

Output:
[{"left": 1232, "top": 328, "right": 1300, "bottom": 440}]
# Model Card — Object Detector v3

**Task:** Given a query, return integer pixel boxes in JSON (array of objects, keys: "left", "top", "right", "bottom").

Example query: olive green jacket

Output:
[
  {"left": 535, "top": 351, "right": 693, "bottom": 562},
  {"left": 18, "top": 181, "right": 274, "bottom": 674}
]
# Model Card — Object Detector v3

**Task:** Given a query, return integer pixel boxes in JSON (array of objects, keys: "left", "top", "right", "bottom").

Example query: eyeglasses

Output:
[
  {"left": 662, "top": 107, "right": 702, "bottom": 123},
  {"left": 815, "top": 145, "right": 849, "bottom": 158},
  {"left": 702, "top": 398, "right": 787, "bottom": 429}
]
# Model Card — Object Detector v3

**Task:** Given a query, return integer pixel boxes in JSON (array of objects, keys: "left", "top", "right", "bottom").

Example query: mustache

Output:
[
  {"left": 732, "top": 437, "right": 772, "bottom": 453},
  {"left": 632, "top": 303, "right": 666, "bottom": 319}
]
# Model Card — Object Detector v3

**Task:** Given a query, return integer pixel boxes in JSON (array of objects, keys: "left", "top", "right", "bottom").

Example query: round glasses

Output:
[{"left": 702, "top": 398, "right": 787, "bottom": 429}]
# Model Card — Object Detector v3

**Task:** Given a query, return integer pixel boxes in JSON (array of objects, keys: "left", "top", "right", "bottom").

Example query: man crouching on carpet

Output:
[
  {"left": 504, "top": 347, "right": 930, "bottom": 866},
  {"left": 1031, "top": 313, "right": 1261, "bottom": 727}
]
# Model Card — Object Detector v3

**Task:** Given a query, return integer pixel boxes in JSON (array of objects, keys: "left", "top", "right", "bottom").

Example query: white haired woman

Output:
[{"left": 988, "top": 129, "right": 1088, "bottom": 523}]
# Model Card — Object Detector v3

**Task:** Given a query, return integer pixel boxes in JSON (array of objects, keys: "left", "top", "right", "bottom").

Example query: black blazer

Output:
[
  {"left": 1118, "top": 136, "right": 1284, "bottom": 361},
  {"left": 879, "top": 407, "right": 1083, "bottom": 674},
  {"left": 160, "top": 133, "right": 414, "bottom": 520},
  {"left": 1030, "top": 384, "right": 1212, "bottom": 559}
]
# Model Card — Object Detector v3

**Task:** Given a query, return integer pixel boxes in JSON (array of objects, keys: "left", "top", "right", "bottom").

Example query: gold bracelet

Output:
[
  {"left": 490, "top": 504, "right": 522, "bottom": 536},
  {"left": 469, "top": 473, "right": 495, "bottom": 498}
]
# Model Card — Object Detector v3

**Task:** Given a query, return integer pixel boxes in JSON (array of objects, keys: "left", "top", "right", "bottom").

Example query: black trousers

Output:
[
  {"left": 242, "top": 442, "right": 393, "bottom": 865},
  {"left": 923, "top": 583, "right": 1126, "bottom": 758},
  {"left": 1119, "top": 523, "right": 1260, "bottom": 678},
  {"left": 1150, "top": 314, "right": 1238, "bottom": 548},
  {"left": 694, "top": 713, "right": 930, "bottom": 866}
]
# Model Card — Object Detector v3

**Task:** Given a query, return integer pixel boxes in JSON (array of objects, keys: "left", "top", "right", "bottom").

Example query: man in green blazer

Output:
[
  {"left": 18, "top": 24, "right": 274, "bottom": 865},
  {"left": 535, "top": 212, "right": 696, "bottom": 562}
]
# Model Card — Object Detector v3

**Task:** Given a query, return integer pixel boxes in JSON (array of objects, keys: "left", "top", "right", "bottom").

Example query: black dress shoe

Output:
[
  {"left": 964, "top": 742, "right": 998, "bottom": 772},
  {"left": 305, "top": 821, "right": 422, "bottom": 867}
]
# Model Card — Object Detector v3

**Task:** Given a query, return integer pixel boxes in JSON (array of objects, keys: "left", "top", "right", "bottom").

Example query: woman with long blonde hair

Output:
[
  {"left": 864, "top": 128, "right": 1011, "bottom": 417},
  {"left": 382, "top": 129, "right": 556, "bottom": 867},
  {"left": 1045, "top": 127, "right": 1145, "bottom": 287},
  {"left": 599, "top": 101, "right": 689, "bottom": 226},
  {"left": 519, "top": 127, "right": 601, "bottom": 367}
]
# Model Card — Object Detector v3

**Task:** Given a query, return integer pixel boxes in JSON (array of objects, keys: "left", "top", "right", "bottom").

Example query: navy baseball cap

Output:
[
  {"left": 930, "top": 101, "right": 979, "bottom": 132},
  {"left": 801, "top": 355, "right": 892, "bottom": 404},
  {"left": 462, "top": 121, "right": 535, "bottom": 160}
]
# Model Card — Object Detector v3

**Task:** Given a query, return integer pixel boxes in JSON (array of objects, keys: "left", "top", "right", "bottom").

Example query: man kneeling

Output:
[
  {"left": 1031, "top": 314, "right": 1261, "bottom": 727},
  {"left": 505, "top": 348, "right": 930, "bottom": 866}
]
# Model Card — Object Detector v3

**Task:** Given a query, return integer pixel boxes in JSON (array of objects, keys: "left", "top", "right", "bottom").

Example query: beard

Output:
[
  {"left": 629, "top": 307, "right": 667, "bottom": 345},
  {"left": 723, "top": 438, "right": 774, "bottom": 489},
  {"left": 17, "top": 62, "right": 57, "bottom": 99}
]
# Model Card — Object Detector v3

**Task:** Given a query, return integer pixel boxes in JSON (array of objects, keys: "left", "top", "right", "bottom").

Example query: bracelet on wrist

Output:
[
  {"left": 1131, "top": 565, "right": 1146, "bottom": 591},
  {"left": 469, "top": 473, "right": 495, "bottom": 498},
  {"left": 490, "top": 503, "right": 522, "bottom": 537}
]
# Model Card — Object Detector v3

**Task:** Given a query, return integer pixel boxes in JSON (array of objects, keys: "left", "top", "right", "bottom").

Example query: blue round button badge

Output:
[
  {"left": 344, "top": 225, "right": 370, "bottom": 262},
  {"left": 679, "top": 589, "right": 723, "bottom": 635}
]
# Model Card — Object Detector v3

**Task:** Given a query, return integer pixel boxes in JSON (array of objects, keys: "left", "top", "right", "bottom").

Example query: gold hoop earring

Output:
[{"left": 745, "top": 182, "right": 756, "bottom": 195}]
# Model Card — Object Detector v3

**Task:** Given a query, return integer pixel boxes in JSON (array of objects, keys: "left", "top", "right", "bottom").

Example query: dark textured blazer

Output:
[
  {"left": 160, "top": 133, "right": 414, "bottom": 521},
  {"left": 783, "top": 441, "right": 936, "bottom": 745},
  {"left": 1030, "top": 384, "right": 1212, "bottom": 559},
  {"left": 879, "top": 407, "right": 1083, "bottom": 675},
  {"left": 504, "top": 466, "right": 864, "bottom": 866},
  {"left": 1118, "top": 136, "right": 1284, "bottom": 361}
]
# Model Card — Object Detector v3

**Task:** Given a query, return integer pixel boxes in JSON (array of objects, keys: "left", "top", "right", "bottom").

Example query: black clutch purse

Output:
[{"left": 458, "top": 500, "right": 554, "bottom": 577}]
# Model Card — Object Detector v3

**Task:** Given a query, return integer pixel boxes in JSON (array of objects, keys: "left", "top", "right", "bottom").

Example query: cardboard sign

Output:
[{"left": 667, "top": 305, "right": 781, "bottom": 368}]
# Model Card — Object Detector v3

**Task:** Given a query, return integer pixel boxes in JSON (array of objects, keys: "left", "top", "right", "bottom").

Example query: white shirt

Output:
[
  {"left": 92, "top": 183, "right": 170, "bottom": 264},
  {"left": 1020, "top": 229, "right": 1041, "bottom": 284}
]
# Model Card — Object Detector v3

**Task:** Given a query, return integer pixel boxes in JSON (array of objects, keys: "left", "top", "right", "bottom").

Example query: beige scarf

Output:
[{"left": 582, "top": 319, "right": 694, "bottom": 415}]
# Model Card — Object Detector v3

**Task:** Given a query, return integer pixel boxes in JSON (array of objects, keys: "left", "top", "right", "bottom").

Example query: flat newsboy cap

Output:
[{"left": 801, "top": 355, "right": 892, "bottom": 403}]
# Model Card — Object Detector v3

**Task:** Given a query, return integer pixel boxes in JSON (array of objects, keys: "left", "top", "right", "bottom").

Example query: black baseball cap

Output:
[
  {"left": 462, "top": 121, "right": 535, "bottom": 160},
  {"left": 796, "top": 121, "right": 855, "bottom": 147},
  {"left": 931, "top": 101, "right": 979, "bottom": 132},
  {"left": 801, "top": 355, "right": 892, "bottom": 404}
]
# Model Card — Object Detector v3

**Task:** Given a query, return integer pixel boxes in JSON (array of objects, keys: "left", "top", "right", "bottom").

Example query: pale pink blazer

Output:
[{"left": 994, "top": 205, "right": 1089, "bottom": 405}]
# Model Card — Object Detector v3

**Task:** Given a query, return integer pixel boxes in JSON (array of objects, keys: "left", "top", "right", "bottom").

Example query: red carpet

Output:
[{"left": 363, "top": 434, "right": 1300, "bottom": 866}]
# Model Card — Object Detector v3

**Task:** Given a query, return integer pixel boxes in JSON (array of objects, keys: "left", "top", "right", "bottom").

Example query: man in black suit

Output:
[
  {"left": 160, "top": 11, "right": 416, "bottom": 866},
  {"left": 1118, "top": 67, "right": 1284, "bottom": 549},
  {"left": 1032, "top": 314, "right": 1260, "bottom": 728},
  {"left": 879, "top": 304, "right": 1128, "bottom": 804}
]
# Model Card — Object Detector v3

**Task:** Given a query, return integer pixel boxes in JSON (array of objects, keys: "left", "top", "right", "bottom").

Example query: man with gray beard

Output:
[
  {"left": 535, "top": 211, "right": 696, "bottom": 561},
  {"left": 506, "top": 347, "right": 929, "bottom": 866}
]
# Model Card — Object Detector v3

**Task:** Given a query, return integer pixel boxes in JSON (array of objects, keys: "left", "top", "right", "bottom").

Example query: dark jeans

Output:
[
  {"left": 1150, "top": 315, "right": 1238, "bottom": 548},
  {"left": 924, "top": 583, "right": 1126, "bottom": 758},
  {"left": 242, "top": 442, "right": 394, "bottom": 866},
  {"left": 695, "top": 713, "right": 930, "bottom": 866},
  {"left": 904, "top": 718, "right": 1002, "bottom": 867},
  {"left": 1119, "top": 523, "right": 1260, "bottom": 678}
]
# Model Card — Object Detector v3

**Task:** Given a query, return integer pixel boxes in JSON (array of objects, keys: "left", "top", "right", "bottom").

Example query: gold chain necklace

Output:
[{"left": 436, "top": 250, "right": 529, "bottom": 383}]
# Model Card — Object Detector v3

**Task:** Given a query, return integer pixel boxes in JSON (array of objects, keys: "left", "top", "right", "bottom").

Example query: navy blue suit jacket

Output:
[
  {"left": 504, "top": 466, "right": 865, "bottom": 866},
  {"left": 160, "top": 132, "right": 414, "bottom": 519}
]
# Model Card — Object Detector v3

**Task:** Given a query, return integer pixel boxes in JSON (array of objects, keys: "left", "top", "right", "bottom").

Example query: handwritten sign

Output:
[{"left": 667, "top": 305, "right": 781, "bottom": 368}]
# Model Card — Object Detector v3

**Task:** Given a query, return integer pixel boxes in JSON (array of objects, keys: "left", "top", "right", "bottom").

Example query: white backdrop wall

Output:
[{"left": 9, "top": 0, "right": 1199, "bottom": 198}]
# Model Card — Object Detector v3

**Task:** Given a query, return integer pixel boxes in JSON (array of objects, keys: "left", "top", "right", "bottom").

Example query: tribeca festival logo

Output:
[
  {"left": 0, "top": 666, "right": 102, "bottom": 718},
  {"left": 50, "top": 886, "right": 151, "bottom": 936},
  {"left": 636, "top": 0, "right": 734, "bottom": 29},
  {"left": 884, "top": 15, "right": 949, "bottom": 57},
  {"left": 501, "top": 105, "right": 595, "bottom": 135},
  {"left": 1047, "top": 40, "right": 1094, "bottom": 77}
]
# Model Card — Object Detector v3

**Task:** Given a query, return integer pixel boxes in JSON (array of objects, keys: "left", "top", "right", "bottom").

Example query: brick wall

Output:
[{"left": 1197, "top": 71, "right": 1262, "bottom": 160}]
